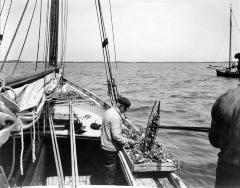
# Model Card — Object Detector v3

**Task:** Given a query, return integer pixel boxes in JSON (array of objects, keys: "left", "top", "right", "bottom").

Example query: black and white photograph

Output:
[{"left": 0, "top": 0, "right": 239, "bottom": 187}]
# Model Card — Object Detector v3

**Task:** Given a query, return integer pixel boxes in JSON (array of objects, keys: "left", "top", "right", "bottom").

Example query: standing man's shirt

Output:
[
  {"left": 209, "top": 87, "right": 240, "bottom": 167},
  {"left": 101, "top": 107, "right": 129, "bottom": 151},
  {"left": 210, "top": 88, "right": 240, "bottom": 188}
]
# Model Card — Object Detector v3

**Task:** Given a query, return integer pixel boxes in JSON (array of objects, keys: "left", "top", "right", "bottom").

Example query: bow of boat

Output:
[{"left": 0, "top": 76, "right": 186, "bottom": 188}]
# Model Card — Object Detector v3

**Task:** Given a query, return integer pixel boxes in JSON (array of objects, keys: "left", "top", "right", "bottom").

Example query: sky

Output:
[{"left": 1, "top": 0, "right": 240, "bottom": 62}]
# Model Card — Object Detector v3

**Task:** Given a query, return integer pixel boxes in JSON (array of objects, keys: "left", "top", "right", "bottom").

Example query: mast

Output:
[
  {"left": 229, "top": 4, "right": 232, "bottom": 68},
  {"left": 49, "top": 0, "right": 59, "bottom": 68}
]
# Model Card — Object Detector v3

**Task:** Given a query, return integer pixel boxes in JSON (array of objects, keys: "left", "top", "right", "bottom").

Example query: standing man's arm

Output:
[
  {"left": 209, "top": 101, "right": 220, "bottom": 148},
  {"left": 209, "top": 119, "right": 220, "bottom": 148},
  {"left": 111, "top": 117, "right": 132, "bottom": 145}
]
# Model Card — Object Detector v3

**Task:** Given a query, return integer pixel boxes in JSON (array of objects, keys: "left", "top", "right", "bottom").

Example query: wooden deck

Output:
[{"left": 0, "top": 78, "right": 186, "bottom": 188}]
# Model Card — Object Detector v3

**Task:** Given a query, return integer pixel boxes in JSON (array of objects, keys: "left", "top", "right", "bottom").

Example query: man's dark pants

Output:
[{"left": 101, "top": 149, "right": 118, "bottom": 185}]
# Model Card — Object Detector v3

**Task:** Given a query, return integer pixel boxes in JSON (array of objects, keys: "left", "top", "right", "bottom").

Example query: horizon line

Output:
[{"left": 1, "top": 60, "right": 230, "bottom": 64}]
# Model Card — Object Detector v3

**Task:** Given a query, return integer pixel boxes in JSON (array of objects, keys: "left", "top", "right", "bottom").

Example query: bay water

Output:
[
  {"left": 11, "top": 62, "right": 239, "bottom": 188},
  {"left": 64, "top": 62, "right": 238, "bottom": 188}
]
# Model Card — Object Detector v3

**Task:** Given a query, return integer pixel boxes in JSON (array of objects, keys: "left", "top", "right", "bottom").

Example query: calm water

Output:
[
  {"left": 63, "top": 62, "right": 239, "bottom": 188},
  {"left": 9, "top": 62, "right": 240, "bottom": 188}
]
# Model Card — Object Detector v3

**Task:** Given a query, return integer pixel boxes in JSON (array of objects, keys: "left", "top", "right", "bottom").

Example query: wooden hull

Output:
[
  {"left": 216, "top": 69, "right": 239, "bottom": 78},
  {"left": 0, "top": 76, "right": 186, "bottom": 188}
]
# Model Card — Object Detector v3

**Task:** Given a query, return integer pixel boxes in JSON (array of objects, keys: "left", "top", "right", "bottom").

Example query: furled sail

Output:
[
  {"left": 0, "top": 93, "right": 19, "bottom": 147},
  {"left": 0, "top": 73, "right": 62, "bottom": 147}
]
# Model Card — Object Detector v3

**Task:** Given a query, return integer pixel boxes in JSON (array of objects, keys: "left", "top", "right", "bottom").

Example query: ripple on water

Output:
[{"left": 53, "top": 62, "right": 231, "bottom": 187}]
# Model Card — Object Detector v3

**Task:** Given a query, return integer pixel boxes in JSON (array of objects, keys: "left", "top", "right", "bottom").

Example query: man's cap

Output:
[
  {"left": 117, "top": 96, "right": 131, "bottom": 108},
  {"left": 235, "top": 53, "right": 240, "bottom": 59}
]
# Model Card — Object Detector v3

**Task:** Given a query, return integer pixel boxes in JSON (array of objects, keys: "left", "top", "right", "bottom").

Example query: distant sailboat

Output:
[{"left": 210, "top": 5, "right": 240, "bottom": 78}]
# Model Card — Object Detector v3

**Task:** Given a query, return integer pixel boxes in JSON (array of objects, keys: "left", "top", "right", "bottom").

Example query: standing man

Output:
[
  {"left": 100, "top": 96, "right": 136, "bottom": 185},
  {"left": 234, "top": 53, "right": 240, "bottom": 73},
  {"left": 209, "top": 87, "right": 240, "bottom": 188}
]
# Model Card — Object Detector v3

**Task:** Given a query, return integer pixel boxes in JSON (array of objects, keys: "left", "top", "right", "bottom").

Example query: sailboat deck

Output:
[
  {"left": 47, "top": 81, "right": 105, "bottom": 139},
  {"left": 47, "top": 80, "right": 185, "bottom": 187},
  {"left": 0, "top": 79, "right": 186, "bottom": 188},
  {"left": 50, "top": 103, "right": 104, "bottom": 138}
]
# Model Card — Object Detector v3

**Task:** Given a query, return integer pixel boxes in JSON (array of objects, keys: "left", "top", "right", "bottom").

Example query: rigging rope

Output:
[
  {"left": 108, "top": 0, "right": 117, "bottom": 63},
  {"left": 94, "top": 0, "right": 110, "bottom": 82},
  {"left": 32, "top": 110, "right": 36, "bottom": 163},
  {"left": 94, "top": 0, "right": 115, "bottom": 105},
  {"left": 94, "top": 0, "right": 119, "bottom": 105},
  {"left": 35, "top": 0, "right": 43, "bottom": 71},
  {"left": 62, "top": 0, "right": 68, "bottom": 71},
  {"left": 43, "top": 0, "right": 50, "bottom": 70},
  {"left": 69, "top": 101, "right": 79, "bottom": 187},
  {"left": 7, "top": 134, "right": 15, "bottom": 181},
  {"left": 43, "top": 105, "right": 46, "bottom": 134},
  {"left": 2, "top": 0, "right": 12, "bottom": 37},
  {"left": 49, "top": 115, "right": 64, "bottom": 188},
  {"left": 59, "top": 0, "right": 68, "bottom": 75},
  {"left": 0, "top": 0, "right": 30, "bottom": 73},
  {"left": 0, "top": 0, "right": 6, "bottom": 18},
  {"left": 108, "top": 0, "right": 119, "bottom": 89},
  {"left": 232, "top": 13, "right": 240, "bottom": 41},
  {"left": 20, "top": 121, "right": 24, "bottom": 175},
  {"left": 11, "top": 0, "right": 38, "bottom": 77}
]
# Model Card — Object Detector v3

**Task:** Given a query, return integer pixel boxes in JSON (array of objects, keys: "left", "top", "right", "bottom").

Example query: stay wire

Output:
[
  {"left": 97, "top": 0, "right": 107, "bottom": 39},
  {"left": 95, "top": 0, "right": 119, "bottom": 104},
  {"left": 100, "top": 5, "right": 115, "bottom": 103},
  {"left": 0, "top": 0, "right": 6, "bottom": 18},
  {"left": 95, "top": 0, "right": 114, "bottom": 104},
  {"left": 35, "top": 0, "right": 43, "bottom": 71},
  {"left": 60, "top": 0, "right": 67, "bottom": 63},
  {"left": 94, "top": 0, "right": 110, "bottom": 80},
  {"left": 60, "top": 0, "right": 69, "bottom": 71},
  {"left": 62, "top": 0, "right": 69, "bottom": 73},
  {"left": 2, "top": 0, "right": 12, "bottom": 37},
  {"left": 232, "top": 13, "right": 240, "bottom": 39},
  {"left": 101, "top": 11, "right": 118, "bottom": 102},
  {"left": 97, "top": 0, "right": 111, "bottom": 66},
  {"left": 64, "top": 0, "right": 69, "bottom": 60},
  {"left": 11, "top": 0, "right": 38, "bottom": 77},
  {"left": 108, "top": 0, "right": 119, "bottom": 88},
  {"left": 0, "top": 0, "right": 30, "bottom": 73},
  {"left": 43, "top": 0, "right": 50, "bottom": 70},
  {"left": 97, "top": 0, "right": 117, "bottom": 103},
  {"left": 97, "top": 0, "right": 112, "bottom": 69},
  {"left": 98, "top": 0, "right": 112, "bottom": 67}
]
